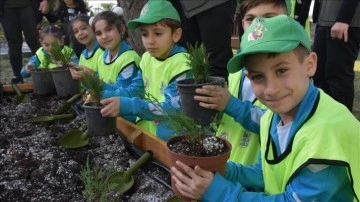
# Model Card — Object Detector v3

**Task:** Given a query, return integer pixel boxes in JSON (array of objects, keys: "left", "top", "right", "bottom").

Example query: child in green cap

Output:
[
  {"left": 100, "top": 0, "right": 192, "bottom": 140},
  {"left": 171, "top": 15, "right": 360, "bottom": 201},
  {"left": 193, "top": 0, "right": 288, "bottom": 165}
]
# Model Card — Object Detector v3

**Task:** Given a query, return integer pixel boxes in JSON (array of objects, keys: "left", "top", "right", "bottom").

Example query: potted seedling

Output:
[
  {"left": 176, "top": 43, "right": 225, "bottom": 126},
  {"left": 31, "top": 65, "right": 55, "bottom": 95},
  {"left": 146, "top": 93, "right": 231, "bottom": 201},
  {"left": 49, "top": 40, "right": 80, "bottom": 97},
  {"left": 81, "top": 72, "right": 116, "bottom": 137}
]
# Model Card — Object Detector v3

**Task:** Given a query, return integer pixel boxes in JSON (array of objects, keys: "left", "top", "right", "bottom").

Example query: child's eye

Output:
[
  {"left": 141, "top": 32, "right": 148, "bottom": 37},
  {"left": 250, "top": 74, "right": 263, "bottom": 82},
  {"left": 155, "top": 32, "right": 162, "bottom": 36},
  {"left": 244, "top": 17, "right": 254, "bottom": 23},
  {"left": 276, "top": 68, "right": 287, "bottom": 75}
]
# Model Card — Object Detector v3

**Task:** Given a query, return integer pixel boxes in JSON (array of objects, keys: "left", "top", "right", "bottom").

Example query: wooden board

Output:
[
  {"left": 116, "top": 117, "right": 171, "bottom": 168},
  {"left": 2, "top": 83, "right": 33, "bottom": 93}
]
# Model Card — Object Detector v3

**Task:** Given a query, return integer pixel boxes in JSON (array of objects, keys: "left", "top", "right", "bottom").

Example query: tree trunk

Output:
[{"left": 117, "top": 0, "right": 147, "bottom": 55}]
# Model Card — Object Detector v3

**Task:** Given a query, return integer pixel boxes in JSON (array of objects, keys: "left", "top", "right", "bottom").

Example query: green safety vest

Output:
[
  {"left": 261, "top": 90, "right": 360, "bottom": 200},
  {"left": 97, "top": 50, "right": 140, "bottom": 84},
  {"left": 136, "top": 52, "right": 191, "bottom": 136},
  {"left": 217, "top": 71, "right": 266, "bottom": 165},
  {"left": 79, "top": 48, "right": 103, "bottom": 72},
  {"left": 36, "top": 46, "right": 74, "bottom": 68}
]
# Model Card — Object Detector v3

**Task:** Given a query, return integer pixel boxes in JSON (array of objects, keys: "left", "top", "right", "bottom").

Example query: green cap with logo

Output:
[
  {"left": 227, "top": 15, "right": 311, "bottom": 73},
  {"left": 127, "top": 0, "right": 180, "bottom": 30}
]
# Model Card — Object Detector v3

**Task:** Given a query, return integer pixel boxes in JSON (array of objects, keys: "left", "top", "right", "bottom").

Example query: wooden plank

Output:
[
  {"left": 116, "top": 117, "right": 170, "bottom": 168},
  {"left": 2, "top": 83, "right": 33, "bottom": 92},
  {"left": 231, "top": 36, "right": 240, "bottom": 50}
]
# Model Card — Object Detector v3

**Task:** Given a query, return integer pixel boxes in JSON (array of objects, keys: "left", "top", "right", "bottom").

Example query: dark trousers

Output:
[
  {"left": 313, "top": 25, "right": 360, "bottom": 111},
  {"left": 0, "top": 5, "right": 39, "bottom": 78},
  {"left": 171, "top": 0, "right": 236, "bottom": 81}
]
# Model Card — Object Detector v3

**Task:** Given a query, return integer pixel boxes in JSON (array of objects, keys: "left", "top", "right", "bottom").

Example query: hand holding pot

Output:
[
  {"left": 100, "top": 97, "right": 120, "bottom": 117},
  {"left": 194, "top": 83, "right": 231, "bottom": 111},
  {"left": 170, "top": 160, "right": 213, "bottom": 200},
  {"left": 25, "top": 63, "right": 35, "bottom": 74}
]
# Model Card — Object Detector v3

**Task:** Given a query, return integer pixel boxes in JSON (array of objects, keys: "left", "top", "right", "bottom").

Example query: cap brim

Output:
[
  {"left": 227, "top": 41, "right": 301, "bottom": 73},
  {"left": 127, "top": 16, "right": 163, "bottom": 30}
]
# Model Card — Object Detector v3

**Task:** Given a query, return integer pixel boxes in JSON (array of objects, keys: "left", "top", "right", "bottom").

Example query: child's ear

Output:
[
  {"left": 172, "top": 28, "right": 182, "bottom": 43},
  {"left": 305, "top": 52, "right": 317, "bottom": 77}
]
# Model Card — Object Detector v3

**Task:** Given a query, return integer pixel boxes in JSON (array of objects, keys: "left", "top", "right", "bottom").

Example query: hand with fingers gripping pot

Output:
[
  {"left": 171, "top": 161, "right": 214, "bottom": 200},
  {"left": 194, "top": 83, "right": 231, "bottom": 111}
]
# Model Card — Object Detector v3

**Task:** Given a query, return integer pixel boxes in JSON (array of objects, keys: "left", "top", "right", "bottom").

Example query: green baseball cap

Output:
[
  {"left": 227, "top": 15, "right": 311, "bottom": 73},
  {"left": 127, "top": 0, "right": 180, "bottom": 30}
]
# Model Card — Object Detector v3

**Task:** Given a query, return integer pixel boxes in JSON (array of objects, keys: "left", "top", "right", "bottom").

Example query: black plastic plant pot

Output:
[
  {"left": 51, "top": 67, "right": 80, "bottom": 98},
  {"left": 83, "top": 103, "right": 116, "bottom": 136},
  {"left": 31, "top": 69, "right": 55, "bottom": 95},
  {"left": 176, "top": 76, "right": 225, "bottom": 126}
]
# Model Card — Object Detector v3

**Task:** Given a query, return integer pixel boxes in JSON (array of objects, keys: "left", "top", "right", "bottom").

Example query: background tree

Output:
[{"left": 117, "top": 0, "right": 146, "bottom": 54}]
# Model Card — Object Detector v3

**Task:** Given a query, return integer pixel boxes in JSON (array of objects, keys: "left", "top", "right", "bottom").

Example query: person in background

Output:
[
  {"left": 42, "top": 0, "right": 88, "bottom": 57},
  {"left": 169, "top": 0, "right": 236, "bottom": 82},
  {"left": 0, "top": 0, "right": 47, "bottom": 84},
  {"left": 312, "top": 0, "right": 360, "bottom": 111},
  {"left": 20, "top": 25, "right": 78, "bottom": 78},
  {"left": 171, "top": 15, "right": 360, "bottom": 201},
  {"left": 100, "top": 0, "right": 192, "bottom": 141}
]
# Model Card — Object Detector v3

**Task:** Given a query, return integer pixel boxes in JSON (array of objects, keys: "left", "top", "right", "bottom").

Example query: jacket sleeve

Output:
[
  {"left": 224, "top": 95, "right": 265, "bottom": 134},
  {"left": 21, "top": 55, "right": 41, "bottom": 78},
  {"left": 102, "top": 66, "right": 144, "bottom": 99},
  {"left": 335, "top": 0, "right": 360, "bottom": 24},
  {"left": 201, "top": 165, "right": 353, "bottom": 201}
]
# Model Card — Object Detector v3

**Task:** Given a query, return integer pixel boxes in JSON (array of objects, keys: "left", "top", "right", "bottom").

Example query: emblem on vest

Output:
[{"left": 239, "top": 131, "right": 251, "bottom": 148}]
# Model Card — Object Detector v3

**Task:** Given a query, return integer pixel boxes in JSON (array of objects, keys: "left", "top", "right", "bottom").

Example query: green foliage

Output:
[
  {"left": 186, "top": 43, "right": 209, "bottom": 84},
  {"left": 79, "top": 157, "right": 117, "bottom": 202},
  {"left": 144, "top": 93, "right": 206, "bottom": 145},
  {"left": 81, "top": 72, "right": 104, "bottom": 106},
  {"left": 50, "top": 40, "right": 73, "bottom": 67}
]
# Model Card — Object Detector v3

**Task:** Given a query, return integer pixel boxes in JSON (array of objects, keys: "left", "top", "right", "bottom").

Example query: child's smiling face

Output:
[
  {"left": 140, "top": 22, "right": 181, "bottom": 59},
  {"left": 72, "top": 20, "right": 94, "bottom": 46},
  {"left": 94, "top": 19, "right": 123, "bottom": 54},
  {"left": 245, "top": 49, "right": 317, "bottom": 124}
]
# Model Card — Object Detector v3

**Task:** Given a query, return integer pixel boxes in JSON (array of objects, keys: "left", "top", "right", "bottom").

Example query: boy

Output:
[
  {"left": 194, "top": 0, "right": 288, "bottom": 164},
  {"left": 100, "top": 0, "right": 192, "bottom": 141},
  {"left": 171, "top": 15, "right": 360, "bottom": 201}
]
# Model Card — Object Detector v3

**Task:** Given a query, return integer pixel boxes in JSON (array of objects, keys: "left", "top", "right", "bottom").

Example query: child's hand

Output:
[
  {"left": 69, "top": 67, "right": 83, "bottom": 80},
  {"left": 100, "top": 97, "right": 120, "bottom": 117},
  {"left": 194, "top": 83, "right": 231, "bottom": 111},
  {"left": 25, "top": 63, "right": 34, "bottom": 73},
  {"left": 171, "top": 160, "right": 214, "bottom": 200}
]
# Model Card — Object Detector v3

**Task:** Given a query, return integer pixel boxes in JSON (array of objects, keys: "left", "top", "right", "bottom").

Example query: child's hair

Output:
[
  {"left": 91, "top": 10, "right": 128, "bottom": 39},
  {"left": 39, "top": 24, "right": 63, "bottom": 41},
  {"left": 240, "top": 0, "right": 288, "bottom": 19},
  {"left": 70, "top": 14, "right": 91, "bottom": 29},
  {"left": 158, "top": 19, "right": 182, "bottom": 33},
  {"left": 54, "top": 0, "right": 88, "bottom": 17},
  {"left": 263, "top": 45, "right": 310, "bottom": 64}
]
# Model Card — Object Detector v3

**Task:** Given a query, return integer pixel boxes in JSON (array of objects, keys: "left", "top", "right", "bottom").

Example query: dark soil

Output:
[{"left": 0, "top": 93, "right": 173, "bottom": 201}]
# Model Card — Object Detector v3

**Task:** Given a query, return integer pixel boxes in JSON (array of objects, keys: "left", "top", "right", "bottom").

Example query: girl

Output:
[
  {"left": 88, "top": 10, "right": 143, "bottom": 123},
  {"left": 43, "top": 0, "right": 88, "bottom": 57},
  {"left": 69, "top": 14, "right": 103, "bottom": 78},
  {"left": 21, "top": 25, "right": 78, "bottom": 78},
  {"left": 91, "top": 10, "right": 143, "bottom": 100}
]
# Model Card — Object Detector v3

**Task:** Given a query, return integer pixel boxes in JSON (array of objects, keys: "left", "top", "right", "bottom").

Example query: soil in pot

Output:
[
  {"left": 51, "top": 66, "right": 80, "bottom": 97},
  {"left": 167, "top": 135, "right": 231, "bottom": 200},
  {"left": 83, "top": 102, "right": 116, "bottom": 136},
  {"left": 31, "top": 68, "right": 55, "bottom": 95},
  {"left": 176, "top": 76, "right": 225, "bottom": 126}
]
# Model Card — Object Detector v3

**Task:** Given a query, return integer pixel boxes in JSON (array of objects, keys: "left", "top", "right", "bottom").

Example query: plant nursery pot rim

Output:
[
  {"left": 166, "top": 135, "right": 232, "bottom": 158},
  {"left": 176, "top": 76, "right": 225, "bottom": 87}
]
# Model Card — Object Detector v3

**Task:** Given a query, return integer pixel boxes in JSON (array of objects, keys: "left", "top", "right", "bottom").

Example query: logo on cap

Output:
[{"left": 248, "top": 19, "right": 267, "bottom": 41}]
